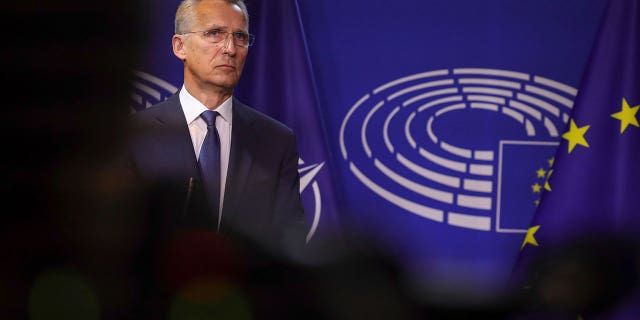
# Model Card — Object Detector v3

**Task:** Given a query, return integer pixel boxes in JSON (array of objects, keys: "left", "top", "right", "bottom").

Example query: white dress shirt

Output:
[{"left": 179, "top": 85, "right": 232, "bottom": 229}]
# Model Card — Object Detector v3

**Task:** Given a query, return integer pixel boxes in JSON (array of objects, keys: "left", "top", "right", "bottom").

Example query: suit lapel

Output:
[
  {"left": 155, "top": 94, "right": 201, "bottom": 181},
  {"left": 221, "top": 98, "right": 256, "bottom": 229}
]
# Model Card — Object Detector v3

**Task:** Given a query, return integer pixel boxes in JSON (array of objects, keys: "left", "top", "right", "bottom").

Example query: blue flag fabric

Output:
[
  {"left": 511, "top": 0, "right": 640, "bottom": 317},
  {"left": 234, "top": 0, "right": 345, "bottom": 245}
]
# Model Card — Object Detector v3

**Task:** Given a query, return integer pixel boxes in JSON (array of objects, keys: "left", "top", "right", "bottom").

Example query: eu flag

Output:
[{"left": 511, "top": 0, "right": 640, "bottom": 317}]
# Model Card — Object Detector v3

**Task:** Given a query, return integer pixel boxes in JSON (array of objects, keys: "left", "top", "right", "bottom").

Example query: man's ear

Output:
[{"left": 172, "top": 35, "right": 187, "bottom": 61}]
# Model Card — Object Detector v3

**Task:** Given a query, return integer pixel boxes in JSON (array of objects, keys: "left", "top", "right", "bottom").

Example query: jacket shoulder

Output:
[{"left": 132, "top": 94, "right": 180, "bottom": 122}]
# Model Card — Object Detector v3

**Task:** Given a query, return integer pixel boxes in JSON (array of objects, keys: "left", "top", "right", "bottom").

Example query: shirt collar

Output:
[{"left": 179, "top": 85, "right": 233, "bottom": 124}]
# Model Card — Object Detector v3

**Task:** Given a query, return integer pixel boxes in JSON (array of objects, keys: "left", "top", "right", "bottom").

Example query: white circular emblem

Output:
[
  {"left": 130, "top": 71, "right": 178, "bottom": 112},
  {"left": 340, "top": 68, "right": 577, "bottom": 232}
]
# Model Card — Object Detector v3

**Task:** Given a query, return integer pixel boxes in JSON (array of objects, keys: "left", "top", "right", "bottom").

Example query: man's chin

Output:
[{"left": 210, "top": 77, "right": 239, "bottom": 91}]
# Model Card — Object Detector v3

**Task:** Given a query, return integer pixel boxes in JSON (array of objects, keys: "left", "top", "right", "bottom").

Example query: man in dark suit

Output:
[{"left": 127, "top": 0, "right": 306, "bottom": 252}]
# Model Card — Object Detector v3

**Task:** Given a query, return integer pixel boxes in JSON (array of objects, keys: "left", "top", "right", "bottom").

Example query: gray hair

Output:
[{"left": 174, "top": 0, "right": 249, "bottom": 34}]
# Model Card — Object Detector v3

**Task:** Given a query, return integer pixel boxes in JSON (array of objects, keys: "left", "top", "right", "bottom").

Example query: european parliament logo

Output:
[
  {"left": 130, "top": 71, "right": 178, "bottom": 112},
  {"left": 340, "top": 68, "right": 576, "bottom": 234},
  {"left": 130, "top": 71, "right": 325, "bottom": 241}
]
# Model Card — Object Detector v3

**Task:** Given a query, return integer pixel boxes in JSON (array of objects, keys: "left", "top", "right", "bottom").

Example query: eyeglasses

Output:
[{"left": 181, "top": 29, "right": 255, "bottom": 47}]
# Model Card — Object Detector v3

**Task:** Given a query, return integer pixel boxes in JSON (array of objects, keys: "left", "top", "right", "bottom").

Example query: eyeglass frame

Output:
[{"left": 180, "top": 29, "right": 255, "bottom": 47}]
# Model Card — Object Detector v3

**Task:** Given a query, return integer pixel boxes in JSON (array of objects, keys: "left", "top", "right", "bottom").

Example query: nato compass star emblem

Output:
[
  {"left": 298, "top": 158, "right": 325, "bottom": 242},
  {"left": 299, "top": 159, "right": 324, "bottom": 193}
]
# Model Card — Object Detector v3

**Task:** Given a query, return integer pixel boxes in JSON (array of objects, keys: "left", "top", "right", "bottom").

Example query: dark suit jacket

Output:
[{"left": 126, "top": 93, "right": 306, "bottom": 250}]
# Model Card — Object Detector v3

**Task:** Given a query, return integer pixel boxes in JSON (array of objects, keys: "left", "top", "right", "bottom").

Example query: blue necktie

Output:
[{"left": 198, "top": 110, "right": 221, "bottom": 223}]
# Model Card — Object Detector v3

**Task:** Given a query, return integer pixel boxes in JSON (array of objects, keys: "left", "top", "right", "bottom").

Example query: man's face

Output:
[{"left": 179, "top": 0, "right": 248, "bottom": 92}]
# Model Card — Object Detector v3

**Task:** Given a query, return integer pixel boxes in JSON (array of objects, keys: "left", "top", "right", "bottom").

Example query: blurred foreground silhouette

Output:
[{"left": 2, "top": 1, "right": 639, "bottom": 319}]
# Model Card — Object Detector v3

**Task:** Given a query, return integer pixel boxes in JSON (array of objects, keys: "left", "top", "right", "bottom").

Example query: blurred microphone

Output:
[{"left": 182, "top": 177, "right": 195, "bottom": 217}]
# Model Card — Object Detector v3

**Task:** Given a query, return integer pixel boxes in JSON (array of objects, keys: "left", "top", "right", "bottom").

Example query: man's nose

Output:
[{"left": 221, "top": 34, "right": 236, "bottom": 55}]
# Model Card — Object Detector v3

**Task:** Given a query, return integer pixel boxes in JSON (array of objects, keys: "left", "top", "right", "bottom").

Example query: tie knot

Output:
[{"left": 201, "top": 110, "right": 218, "bottom": 127}]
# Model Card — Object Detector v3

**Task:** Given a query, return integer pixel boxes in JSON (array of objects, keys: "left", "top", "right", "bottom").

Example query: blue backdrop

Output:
[{"left": 132, "top": 0, "right": 609, "bottom": 304}]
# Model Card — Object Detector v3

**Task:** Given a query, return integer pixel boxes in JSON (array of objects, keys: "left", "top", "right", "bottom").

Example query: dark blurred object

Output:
[
  {"left": 1, "top": 1, "right": 144, "bottom": 319},
  {"left": 511, "top": 235, "right": 640, "bottom": 319}
]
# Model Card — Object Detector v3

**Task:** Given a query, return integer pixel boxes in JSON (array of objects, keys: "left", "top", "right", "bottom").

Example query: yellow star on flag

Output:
[
  {"left": 536, "top": 168, "right": 546, "bottom": 178},
  {"left": 548, "top": 157, "right": 554, "bottom": 168},
  {"left": 544, "top": 169, "right": 553, "bottom": 191},
  {"left": 531, "top": 183, "right": 542, "bottom": 193},
  {"left": 562, "top": 119, "right": 590, "bottom": 153},
  {"left": 521, "top": 225, "right": 540, "bottom": 249},
  {"left": 611, "top": 98, "right": 639, "bottom": 134}
]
